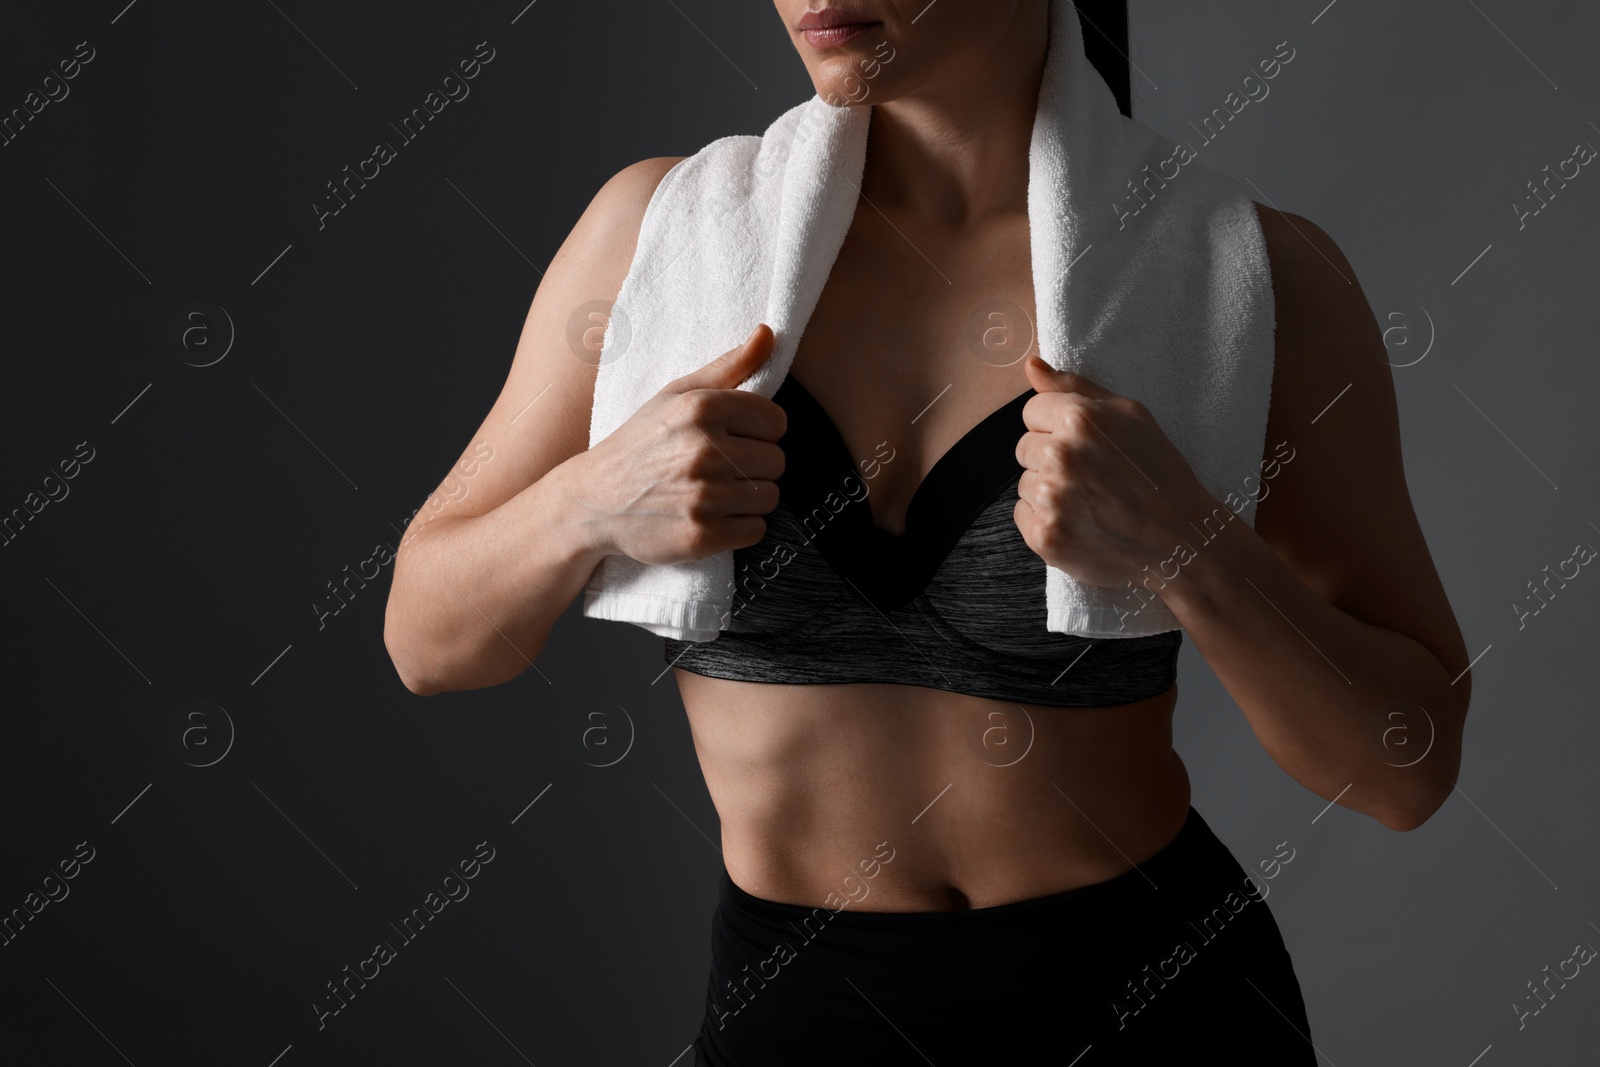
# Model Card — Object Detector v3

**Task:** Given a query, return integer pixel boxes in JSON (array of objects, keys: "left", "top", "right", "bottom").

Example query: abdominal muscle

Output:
[{"left": 674, "top": 669, "right": 1191, "bottom": 913}]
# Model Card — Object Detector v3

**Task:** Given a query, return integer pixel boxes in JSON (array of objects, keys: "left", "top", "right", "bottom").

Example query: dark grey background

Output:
[{"left": 1, "top": 1, "right": 1595, "bottom": 1064}]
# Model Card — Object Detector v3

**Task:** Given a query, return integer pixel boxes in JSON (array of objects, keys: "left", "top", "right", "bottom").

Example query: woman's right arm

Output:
[
  {"left": 383, "top": 156, "right": 785, "bottom": 696},
  {"left": 382, "top": 157, "right": 683, "bottom": 695}
]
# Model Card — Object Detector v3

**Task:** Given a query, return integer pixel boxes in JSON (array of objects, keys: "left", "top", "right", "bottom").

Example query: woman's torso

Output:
[{"left": 672, "top": 198, "right": 1192, "bottom": 913}]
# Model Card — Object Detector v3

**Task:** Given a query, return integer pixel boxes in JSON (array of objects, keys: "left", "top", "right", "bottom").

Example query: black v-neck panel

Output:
[{"left": 772, "top": 374, "right": 1035, "bottom": 611}]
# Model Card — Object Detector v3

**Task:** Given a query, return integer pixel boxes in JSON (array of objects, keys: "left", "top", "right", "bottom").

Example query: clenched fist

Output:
[
  {"left": 576, "top": 324, "right": 787, "bottom": 567},
  {"left": 1013, "top": 353, "right": 1218, "bottom": 589}
]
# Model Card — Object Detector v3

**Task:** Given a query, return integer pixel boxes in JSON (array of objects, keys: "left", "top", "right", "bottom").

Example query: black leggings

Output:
[{"left": 691, "top": 807, "right": 1315, "bottom": 1065}]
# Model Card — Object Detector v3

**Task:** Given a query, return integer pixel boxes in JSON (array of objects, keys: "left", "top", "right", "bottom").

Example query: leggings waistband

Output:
[
  {"left": 716, "top": 805, "right": 1255, "bottom": 933},
  {"left": 695, "top": 805, "right": 1313, "bottom": 1063}
]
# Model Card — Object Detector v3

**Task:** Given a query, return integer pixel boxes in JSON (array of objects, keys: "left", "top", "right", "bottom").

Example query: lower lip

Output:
[{"left": 801, "top": 23, "right": 879, "bottom": 48}]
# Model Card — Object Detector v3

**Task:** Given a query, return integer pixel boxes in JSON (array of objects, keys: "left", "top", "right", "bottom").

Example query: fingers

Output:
[
  {"left": 709, "top": 513, "right": 772, "bottom": 553},
  {"left": 668, "top": 385, "right": 788, "bottom": 444},
  {"left": 711, "top": 477, "right": 782, "bottom": 520},
  {"left": 692, "top": 438, "right": 782, "bottom": 556},
  {"left": 705, "top": 434, "right": 786, "bottom": 487},
  {"left": 1021, "top": 389, "right": 1101, "bottom": 435},
  {"left": 1023, "top": 354, "right": 1120, "bottom": 400},
  {"left": 1015, "top": 427, "right": 1066, "bottom": 476}
]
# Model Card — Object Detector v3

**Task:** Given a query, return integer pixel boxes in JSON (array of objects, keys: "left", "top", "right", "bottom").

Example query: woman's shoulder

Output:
[
  {"left": 1250, "top": 203, "right": 1350, "bottom": 280},
  {"left": 1248, "top": 203, "right": 1369, "bottom": 351},
  {"left": 549, "top": 156, "right": 689, "bottom": 292},
  {"left": 604, "top": 156, "right": 688, "bottom": 197},
  {"left": 586, "top": 156, "right": 688, "bottom": 234}
]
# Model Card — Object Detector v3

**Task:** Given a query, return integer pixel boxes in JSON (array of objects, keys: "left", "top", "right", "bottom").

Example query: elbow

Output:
[
  {"left": 1374, "top": 763, "right": 1459, "bottom": 833},
  {"left": 382, "top": 545, "right": 554, "bottom": 696},
  {"left": 1378, "top": 691, "right": 1470, "bottom": 833},
  {"left": 386, "top": 635, "right": 443, "bottom": 697},
  {"left": 395, "top": 663, "right": 442, "bottom": 697},
  {"left": 1365, "top": 783, "right": 1442, "bottom": 831},
  {"left": 384, "top": 603, "right": 446, "bottom": 697},
  {"left": 383, "top": 556, "right": 468, "bottom": 696},
  {"left": 1376, "top": 800, "right": 1439, "bottom": 833},
  {"left": 383, "top": 601, "right": 541, "bottom": 696}
]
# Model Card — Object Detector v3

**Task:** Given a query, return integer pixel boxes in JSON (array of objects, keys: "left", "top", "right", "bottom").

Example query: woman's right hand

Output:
[{"left": 573, "top": 323, "right": 787, "bottom": 566}]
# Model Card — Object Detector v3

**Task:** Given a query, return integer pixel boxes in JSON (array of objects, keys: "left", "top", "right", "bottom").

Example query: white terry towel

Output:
[{"left": 584, "top": 0, "right": 1275, "bottom": 642}]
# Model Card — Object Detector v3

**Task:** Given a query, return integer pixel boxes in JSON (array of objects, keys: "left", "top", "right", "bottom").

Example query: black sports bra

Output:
[{"left": 662, "top": 373, "right": 1181, "bottom": 708}]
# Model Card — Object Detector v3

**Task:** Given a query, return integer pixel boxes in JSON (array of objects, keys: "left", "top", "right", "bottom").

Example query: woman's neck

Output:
[{"left": 861, "top": 0, "right": 1050, "bottom": 226}]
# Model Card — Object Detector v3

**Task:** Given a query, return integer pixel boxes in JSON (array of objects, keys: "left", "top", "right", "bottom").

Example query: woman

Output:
[{"left": 384, "top": 0, "right": 1471, "bottom": 1060}]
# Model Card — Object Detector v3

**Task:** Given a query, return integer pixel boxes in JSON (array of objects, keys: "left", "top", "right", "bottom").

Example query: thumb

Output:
[
  {"left": 1024, "top": 353, "right": 1115, "bottom": 399},
  {"left": 665, "top": 323, "right": 778, "bottom": 394}
]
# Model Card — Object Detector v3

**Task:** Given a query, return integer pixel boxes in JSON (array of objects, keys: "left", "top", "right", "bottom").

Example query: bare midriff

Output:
[{"left": 675, "top": 670, "right": 1191, "bottom": 913}]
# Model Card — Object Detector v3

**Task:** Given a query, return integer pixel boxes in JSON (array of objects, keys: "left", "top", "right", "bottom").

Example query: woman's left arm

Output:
[{"left": 1016, "top": 205, "right": 1471, "bottom": 832}]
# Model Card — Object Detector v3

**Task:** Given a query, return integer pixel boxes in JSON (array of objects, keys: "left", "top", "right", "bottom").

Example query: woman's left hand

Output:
[{"left": 1014, "top": 353, "right": 1220, "bottom": 588}]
